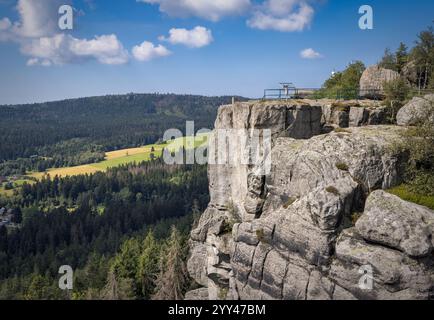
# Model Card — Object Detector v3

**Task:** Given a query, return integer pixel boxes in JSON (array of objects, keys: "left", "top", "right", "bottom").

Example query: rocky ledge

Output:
[{"left": 187, "top": 100, "right": 434, "bottom": 300}]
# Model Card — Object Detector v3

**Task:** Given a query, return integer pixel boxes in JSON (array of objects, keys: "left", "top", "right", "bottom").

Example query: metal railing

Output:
[
  {"left": 263, "top": 88, "right": 299, "bottom": 99},
  {"left": 263, "top": 86, "right": 434, "bottom": 101}
]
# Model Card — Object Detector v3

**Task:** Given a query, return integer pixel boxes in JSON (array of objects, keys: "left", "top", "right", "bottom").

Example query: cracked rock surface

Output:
[{"left": 186, "top": 100, "right": 434, "bottom": 300}]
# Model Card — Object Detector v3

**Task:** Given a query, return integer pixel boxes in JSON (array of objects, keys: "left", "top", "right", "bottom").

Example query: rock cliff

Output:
[{"left": 187, "top": 100, "right": 434, "bottom": 300}]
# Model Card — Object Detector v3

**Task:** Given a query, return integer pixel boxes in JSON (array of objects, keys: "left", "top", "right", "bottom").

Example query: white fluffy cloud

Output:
[
  {"left": 13, "top": 0, "right": 67, "bottom": 38},
  {"left": 0, "top": 0, "right": 130, "bottom": 66},
  {"left": 70, "top": 34, "right": 129, "bottom": 65},
  {"left": 132, "top": 41, "right": 172, "bottom": 61},
  {"left": 247, "top": 0, "right": 314, "bottom": 32},
  {"left": 139, "top": 0, "right": 317, "bottom": 32},
  {"left": 21, "top": 33, "right": 129, "bottom": 66},
  {"left": 159, "top": 26, "right": 213, "bottom": 48},
  {"left": 300, "top": 48, "right": 322, "bottom": 59},
  {"left": 138, "top": 0, "right": 251, "bottom": 21}
]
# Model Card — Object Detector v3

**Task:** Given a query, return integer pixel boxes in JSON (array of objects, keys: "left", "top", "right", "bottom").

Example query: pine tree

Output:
[
  {"left": 138, "top": 230, "right": 160, "bottom": 299},
  {"left": 111, "top": 238, "right": 141, "bottom": 295},
  {"left": 152, "top": 226, "right": 189, "bottom": 300},
  {"left": 379, "top": 48, "right": 397, "bottom": 71},
  {"left": 395, "top": 42, "right": 408, "bottom": 73},
  {"left": 101, "top": 269, "right": 134, "bottom": 300}
]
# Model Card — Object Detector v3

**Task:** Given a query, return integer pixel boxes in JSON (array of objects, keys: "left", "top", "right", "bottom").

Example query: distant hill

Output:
[{"left": 0, "top": 93, "right": 248, "bottom": 163}]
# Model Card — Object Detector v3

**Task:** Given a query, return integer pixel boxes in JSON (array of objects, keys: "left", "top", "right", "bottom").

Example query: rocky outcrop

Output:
[
  {"left": 320, "top": 103, "right": 388, "bottom": 128},
  {"left": 329, "top": 228, "right": 433, "bottom": 300},
  {"left": 396, "top": 94, "right": 434, "bottom": 126},
  {"left": 359, "top": 65, "right": 400, "bottom": 98},
  {"left": 356, "top": 190, "right": 434, "bottom": 258},
  {"left": 187, "top": 99, "right": 434, "bottom": 300}
]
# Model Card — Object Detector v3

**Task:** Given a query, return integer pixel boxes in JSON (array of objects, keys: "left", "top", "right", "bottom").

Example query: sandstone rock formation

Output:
[
  {"left": 396, "top": 94, "right": 434, "bottom": 126},
  {"left": 359, "top": 65, "right": 400, "bottom": 98},
  {"left": 187, "top": 99, "right": 434, "bottom": 300},
  {"left": 356, "top": 190, "right": 434, "bottom": 258}
]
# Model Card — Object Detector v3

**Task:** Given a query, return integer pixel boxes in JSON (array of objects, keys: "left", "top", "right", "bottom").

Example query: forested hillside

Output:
[
  {"left": 0, "top": 159, "right": 208, "bottom": 299},
  {"left": 0, "top": 94, "right": 245, "bottom": 173}
]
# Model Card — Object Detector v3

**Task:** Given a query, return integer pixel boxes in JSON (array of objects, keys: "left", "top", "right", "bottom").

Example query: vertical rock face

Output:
[{"left": 187, "top": 100, "right": 434, "bottom": 300}]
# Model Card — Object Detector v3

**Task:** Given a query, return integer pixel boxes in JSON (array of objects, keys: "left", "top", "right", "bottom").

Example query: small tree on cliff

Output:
[
  {"left": 152, "top": 226, "right": 189, "bottom": 300},
  {"left": 395, "top": 42, "right": 409, "bottom": 74}
]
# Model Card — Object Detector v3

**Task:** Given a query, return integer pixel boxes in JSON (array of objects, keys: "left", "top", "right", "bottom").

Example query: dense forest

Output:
[
  {"left": 0, "top": 159, "right": 209, "bottom": 299},
  {"left": 0, "top": 93, "right": 233, "bottom": 299},
  {"left": 0, "top": 94, "right": 245, "bottom": 174}
]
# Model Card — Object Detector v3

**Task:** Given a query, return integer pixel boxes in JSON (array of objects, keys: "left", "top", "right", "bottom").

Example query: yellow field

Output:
[
  {"left": 28, "top": 133, "right": 209, "bottom": 180},
  {"left": 30, "top": 165, "right": 102, "bottom": 179},
  {"left": 105, "top": 145, "right": 163, "bottom": 160}
]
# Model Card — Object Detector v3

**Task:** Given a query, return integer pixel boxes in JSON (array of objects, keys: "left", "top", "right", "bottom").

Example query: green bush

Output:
[
  {"left": 256, "top": 229, "right": 268, "bottom": 244},
  {"left": 387, "top": 185, "right": 434, "bottom": 210},
  {"left": 325, "top": 186, "right": 340, "bottom": 196},
  {"left": 335, "top": 162, "right": 349, "bottom": 171},
  {"left": 316, "top": 61, "right": 366, "bottom": 100},
  {"left": 398, "top": 102, "right": 434, "bottom": 196}
]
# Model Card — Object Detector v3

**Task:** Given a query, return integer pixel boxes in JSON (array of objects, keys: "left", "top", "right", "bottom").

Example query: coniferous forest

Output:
[
  {"left": 0, "top": 93, "right": 233, "bottom": 299},
  {"left": 0, "top": 160, "right": 209, "bottom": 299}
]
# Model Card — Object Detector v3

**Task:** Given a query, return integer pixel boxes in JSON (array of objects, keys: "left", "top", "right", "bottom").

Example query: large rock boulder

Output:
[
  {"left": 356, "top": 190, "right": 434, "bottom": 258},
  {"left": 359, "top": 65, "right": 400, "bottom": 98},
  {"left": 396, "top": 94, "right": 434, "bottom": 126},
  {"left": 329, "top": 228, "right": 434, "bottom": 300}
]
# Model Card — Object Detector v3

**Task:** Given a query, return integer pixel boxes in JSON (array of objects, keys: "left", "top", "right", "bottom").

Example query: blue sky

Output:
[{"left": 0, "top": 0, "right": 433, "bottom": 104}]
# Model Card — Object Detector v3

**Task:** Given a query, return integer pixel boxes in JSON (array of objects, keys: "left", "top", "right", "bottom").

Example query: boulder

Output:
[
  {"left": 356, "top": 190, "right": 434, "bottom": 257},
  {"left": 349, "top": 107, "right": 369, "bottom": 127},
  {"left": 359, "top": 65, "right": 400, "bottom": 98},
  {"left": 329, "top": 228, "right": 433, "bottom": 300},
  {"left": 396, "top": 94, "right": 434, "bottom": 126}
]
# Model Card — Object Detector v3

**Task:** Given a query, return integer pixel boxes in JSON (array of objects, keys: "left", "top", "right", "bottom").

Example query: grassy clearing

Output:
[
  {"left": 387, "top": 185, "right": 434, "bottom": 210},
  {"left": 0, "top": 179, "right": 36, "bottom": 196},
  {"left": 28, "top": 133, "right": 209, "bottom": 180},
  {"left": 105, "top": 144, "right": 163, "bottom": 160},
  {"left": 0, "top": 186, "right": 14, "bottom": 197}
]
